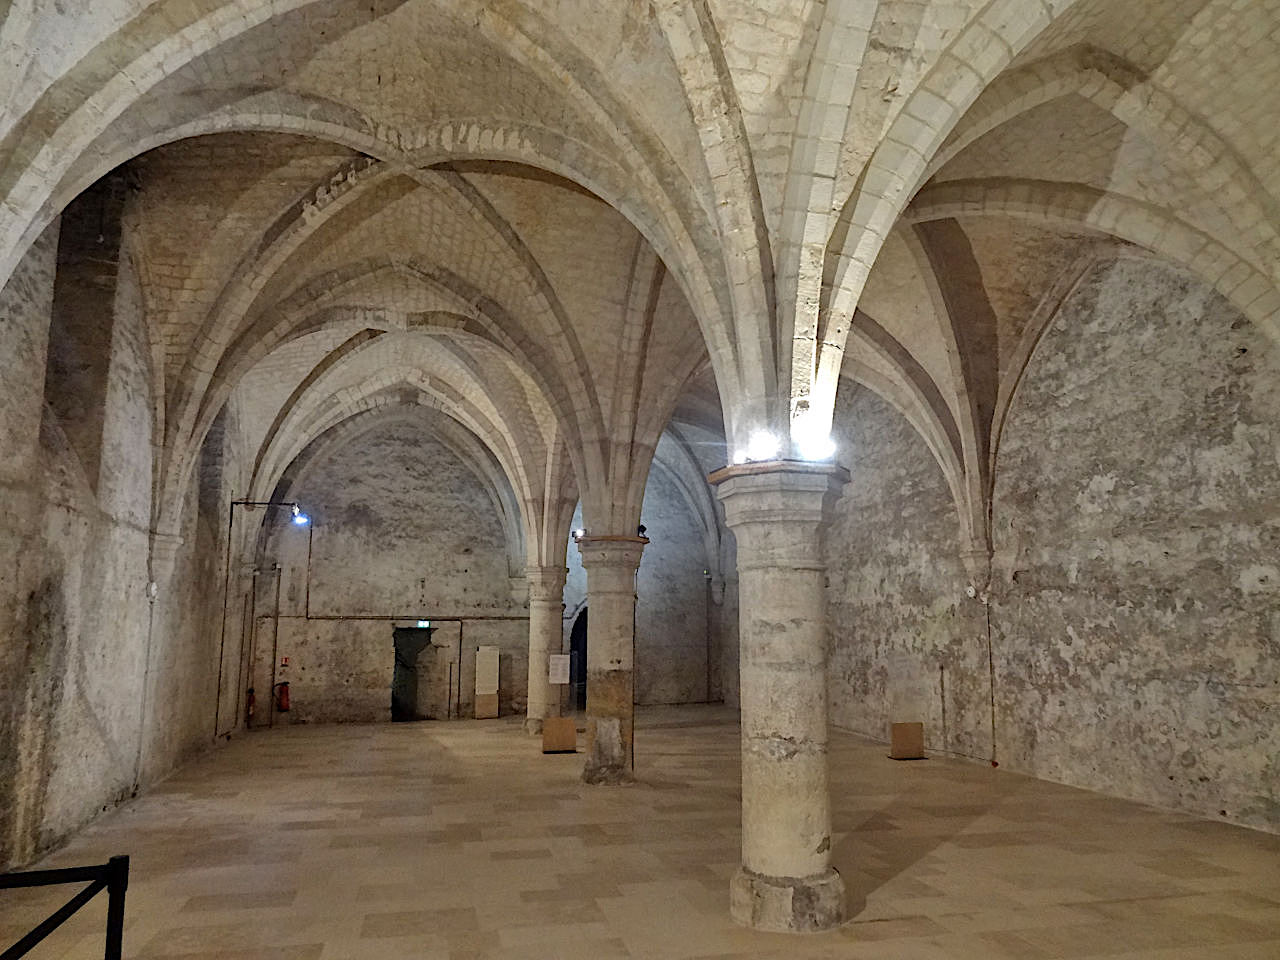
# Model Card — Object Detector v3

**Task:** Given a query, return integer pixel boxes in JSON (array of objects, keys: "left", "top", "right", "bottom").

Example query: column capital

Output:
[
  {"left": 709, "top": 461, "right": 848, "bottom": 551},
  {"left": 148, "top": 529, "right": 185, "bottom": 581},
  {"left": 525, "top": 565, "right": 568, "bottom": 602},
  {"left": 960, "top": 539, "right": 993, "bottom": 594},
  {"left": 574, "top": 535, "right": 647, "bottom": 572}
]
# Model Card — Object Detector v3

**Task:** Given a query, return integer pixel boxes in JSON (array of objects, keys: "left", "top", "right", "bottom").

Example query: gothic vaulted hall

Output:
[{"left": 1, "top": 1, "right": 1278, "bottom": 956}]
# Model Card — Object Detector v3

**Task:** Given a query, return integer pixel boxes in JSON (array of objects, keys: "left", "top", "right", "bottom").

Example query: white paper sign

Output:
[{"left": 548, "top": 654, "right": 570, "bottom": 686}]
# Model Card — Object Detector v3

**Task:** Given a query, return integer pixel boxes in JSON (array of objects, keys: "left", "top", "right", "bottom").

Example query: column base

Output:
[
  {"left": 581, "top": 714, "right": 632, "bottom": 785},
  {"left": 581, "top": 762, "right": 633, "bottom": 785},
  {"left": 729, "top": 866, "right": 846, "bottom": 932},
  {"left": 523, "top": 717, "right": 544, "bottom": 736}
]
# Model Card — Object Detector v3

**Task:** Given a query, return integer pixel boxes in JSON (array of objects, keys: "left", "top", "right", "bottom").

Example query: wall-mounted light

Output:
[
  {"left": 416, "top": 619, "right": 431, "bottom": 628},
  {"left": 793, "top": 414, "right": 836, "bottom": 461},
  {"left": 573, "top": 528, "right": 585, "bottom": 540},
  {"left": 735, "top": 430, "right": 780, "bottom": 464},
  {"left": 291, "top": 504, "right": 310, "bottom": 526}
]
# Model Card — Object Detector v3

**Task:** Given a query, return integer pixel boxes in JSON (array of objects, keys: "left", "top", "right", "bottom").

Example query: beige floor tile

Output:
[{"left": 3, "top": 706, "right": 1278, "bottom": 960}]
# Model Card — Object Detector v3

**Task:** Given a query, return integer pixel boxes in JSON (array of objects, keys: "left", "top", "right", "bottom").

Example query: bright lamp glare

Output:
[
  {"left": 745, "top": 430, "right": 780, "bottom": 462},
  {"left": 793, "top": 416, "right": 837, "bottom": 461},
  {"left": 292, "top": 512, "right": 310, "bottom": 526},
  {"left": 573, "top": 528, "right": 585, "bottom": 539},
  {"left": 796, "top": 432, "right": 836, "bottom": 460}
]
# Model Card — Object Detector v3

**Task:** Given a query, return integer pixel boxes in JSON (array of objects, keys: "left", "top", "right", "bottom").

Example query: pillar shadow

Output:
[{"left": 830, "top": 762, "right": 1030, "bottom": 920}]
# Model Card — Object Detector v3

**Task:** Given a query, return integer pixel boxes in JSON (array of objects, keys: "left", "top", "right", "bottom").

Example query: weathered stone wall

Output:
[
  {"left": 563, "top": 465, "right": 724, "bottom": 706},
  {"left": 0, "top": 220, "right": 238, "bottom": 868},
  {"left": 636, "top": 467, "right": 718, "bottom": 704},
  {"left": 0, "top": 222, "right": 64, "bottom": 868},
  {"left": 827, "top": 257, "right": 1280, "bottom": 832},
  {"left": 825, "top": 382, "right": 992, "bottom": 761},
  {"left": 0, "top": 219, "right": 253, "bottom": 868},
  {"left": 25, "top": 234, "right": 154, "bottom": 855},
  {"left": 992, "top": 257, "right": 1280, "bottom": 831},
  {"left": 251, "top": 418, "right": 527, "bottom": 724}
]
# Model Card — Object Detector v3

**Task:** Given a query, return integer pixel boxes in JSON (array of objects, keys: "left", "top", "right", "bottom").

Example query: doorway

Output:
[
  {"left": 391, "top": 627, "right": 434, "bottom": 721},
  {"left": 569, "top": 608, "right": 588, "bottom": 712}
]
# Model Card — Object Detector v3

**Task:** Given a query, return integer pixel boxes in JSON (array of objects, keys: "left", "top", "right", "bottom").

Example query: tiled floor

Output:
[{"left": 3, "top": 705, "right": 1279, "bottom": 959}]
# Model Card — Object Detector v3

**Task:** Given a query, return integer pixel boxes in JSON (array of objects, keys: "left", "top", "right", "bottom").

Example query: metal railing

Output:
[{"left": 0, "top": 855, "right": 128, "bottom": 959}]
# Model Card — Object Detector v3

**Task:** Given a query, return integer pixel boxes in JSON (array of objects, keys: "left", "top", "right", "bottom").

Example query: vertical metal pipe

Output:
[
  {"left": 267, "top": 566, "right": 283, "bottom": 728},
  {"left": 456, "top": 621, "right": 464, "bottom": 719},
  {"left": 304, "top": 523, "right": 314, "bottom": 619},
  {"left": 133, "top": 589, "right": 157, "bottom": 791},
  {"left": 241, "top": 569, "right": 259, "bottom": 727},
  {"left": 104, "top": 856, "right": 129, "bottom": 960},
  {"left": 213, "top": 500, "right": 236, "bottom": 740},
  {"left": 231, "top": 591, "right": 251, "bottom": 731},
  {"left": 705, "top": 574, "right": 713, "bottom": 703}
]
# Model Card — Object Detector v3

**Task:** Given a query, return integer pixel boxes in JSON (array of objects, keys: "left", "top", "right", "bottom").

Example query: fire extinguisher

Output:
[
  {"left": 275, "top": 681, "right": 290, "bottom": 712},
  {"left": 246, "top": 687, "right": 256, "bottom": 721}
]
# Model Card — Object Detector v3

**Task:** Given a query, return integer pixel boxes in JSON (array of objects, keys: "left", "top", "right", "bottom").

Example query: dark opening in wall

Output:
[
  {"left": 391, "top": 626, "right": 433, "bottom": 721},
  {"left": 569, "top": 608, "right": 588, "bottom": 712}
]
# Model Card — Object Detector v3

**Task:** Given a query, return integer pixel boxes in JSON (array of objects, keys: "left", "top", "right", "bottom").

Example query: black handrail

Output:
[{"left": 0, "top": 855, "right": 128, "bottom": 959}]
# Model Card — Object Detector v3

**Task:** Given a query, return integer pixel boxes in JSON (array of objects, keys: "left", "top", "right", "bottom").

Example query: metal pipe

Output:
[
  {"left": 104, "top": 855, "right": 128, "bottom": 960},
  {"left": 231, "top": 590, "right": 251, "bottom": 729},
  {"left": 212, "top": 498, "right": 236, "bottom": 741},
  {"left": 456, "top": 622, "right": 464, "bottom": 719},
  {"left": 705, "top": 574, "right": 713, "bottom": 703},
  {"left": 217, "top": 499, "right": 299, "bottom": 739},
  {"left": 304, "top": 523, "right": 314, "bottom": 619},
  {"left": 267, "top": 565, "right": 283, "bottom": 728},
  {"left": 133, "top": 585, "right": 157, "bottom": 791},
  {"left": 240, "top": 568, "right": 260, "bottom": 727}
]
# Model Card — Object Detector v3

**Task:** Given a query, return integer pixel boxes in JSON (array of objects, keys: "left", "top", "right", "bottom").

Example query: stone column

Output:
[
  {"left": 524, "top": 566, "right": 567, "bottom": 735},
  {"left": 710, "top": 461, "right": 849, "bottom": 932},
  {"left": 576, "top": 536, "right": 646, "bottom": 784}
]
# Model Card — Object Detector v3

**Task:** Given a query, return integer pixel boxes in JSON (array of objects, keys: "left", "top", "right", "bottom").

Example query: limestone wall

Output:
[
  {"left": 826, "top": 384, "right": 992, "bottom": 761},
  {"left": 250, "top": 418, "right": 527, "bottom": 724},
  {"left": 991, "top": 258, "right": 1280, "bottom": 830},
  {"left": 0, "top": 220, "right": 234, "bottom": 869},
  {"left": 827, "top": 258, "right": 1280, "bottom": 832},
  {"left": 563, "top": 464, "right": 724, "bottom": 706}
]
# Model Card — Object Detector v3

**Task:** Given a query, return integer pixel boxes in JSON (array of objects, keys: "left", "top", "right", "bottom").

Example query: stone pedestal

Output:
[
  {"left": 524, "top": 566, "right": 567, "bottom": 735},
  {"left": 575, "top": 536, "right": 646, "bottom": 784},
  {"left": 710, "top": 460, "right": 849, "bottom": 932}
]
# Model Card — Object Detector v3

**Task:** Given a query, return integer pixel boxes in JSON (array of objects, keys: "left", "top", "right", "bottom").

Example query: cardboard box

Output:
[
  {"left": 474, "top": 693, "right": 499, "bottom": 719},
  {"left": 890, "top": 721, "right": 925, "bottom": 760},
  {"left": 541, "top": 716, "right": 577, "bottom": 754}
]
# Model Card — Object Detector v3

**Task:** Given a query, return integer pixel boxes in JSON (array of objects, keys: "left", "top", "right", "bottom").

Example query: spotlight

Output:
[
  {"left": 573, "top": 528, "right": 585, "bottom": 540},
  {"left": 793, "top": 415, "right": 837, "bottom": 461},
  {"left": 291, "top": 504, "right": 310, "bottom": 526},
  {"left": 744, "top": 430, "right": 780, "bottom": 462}
]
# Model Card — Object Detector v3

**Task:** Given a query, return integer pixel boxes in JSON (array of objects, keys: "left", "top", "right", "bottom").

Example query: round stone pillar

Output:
[
  {"left": 524, "top": 566, "right": 567, "bottom": 735},
  {"left": 575, "top": 536, "right": 646, "bottom": 784},
  {"left": 710, "top": 460, "right": 849, "bottom": 932}
]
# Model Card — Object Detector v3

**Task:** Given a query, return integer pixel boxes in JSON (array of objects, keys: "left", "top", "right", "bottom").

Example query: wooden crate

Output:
[
  {"left": 541, "top": 716, "right": 577, "bottom": 753},
  {"left": 889, "top": 721, "right": 925, "bottom": 760}
]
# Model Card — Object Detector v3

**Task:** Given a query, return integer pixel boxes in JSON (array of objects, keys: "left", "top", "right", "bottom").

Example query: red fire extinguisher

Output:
[{"left": 275, "top": 681, "right": 290, "bottom": 712}]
